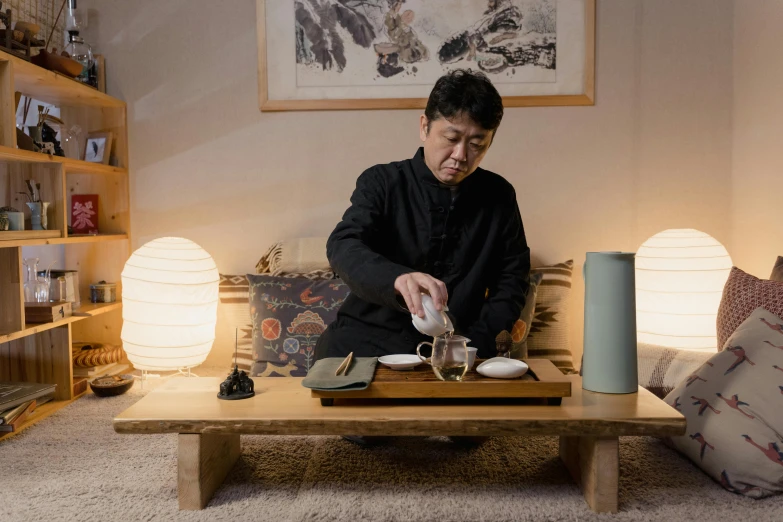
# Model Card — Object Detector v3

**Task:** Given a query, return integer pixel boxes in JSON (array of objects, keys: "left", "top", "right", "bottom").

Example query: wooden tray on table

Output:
[{"left": 311, "top": 359, "right": 571, "bottom": 406}]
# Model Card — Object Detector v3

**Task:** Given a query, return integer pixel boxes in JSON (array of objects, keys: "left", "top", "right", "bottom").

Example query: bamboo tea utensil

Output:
[{"left": 335, "top": 352, "right": 354, "bottom": 376}]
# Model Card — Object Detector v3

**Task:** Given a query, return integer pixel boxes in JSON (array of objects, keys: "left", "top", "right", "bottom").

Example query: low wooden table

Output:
[{"left": 113, "top": 376, "right": 685, "bottom": 513}]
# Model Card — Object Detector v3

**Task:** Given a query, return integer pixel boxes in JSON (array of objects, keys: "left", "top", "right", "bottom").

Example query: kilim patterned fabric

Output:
[
  {"left": 217, "top": 275, "right": 255, "bottom": 371},
  {"left": 770, "top": 256, "right": 783, "bottom": 282},
  {"left": 665, "top": 307, "right": 783, "bottom": 498},
  {"left": 526, "top": 260, "right": 576, "bottom": 374},
  {"left": 637, "top": 343, "right": 714, "bottom": 398},
  {"left": 716, "top": 267, "right": 783, "bottom": 350}
]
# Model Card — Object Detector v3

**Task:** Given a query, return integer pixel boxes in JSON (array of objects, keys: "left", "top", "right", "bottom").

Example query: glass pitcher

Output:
[
  {"left": 23, "top": 257, "right": 49, "bottom": 302},
  {"left": 416, "top": 334, "right": 471, "bottom": 381}
]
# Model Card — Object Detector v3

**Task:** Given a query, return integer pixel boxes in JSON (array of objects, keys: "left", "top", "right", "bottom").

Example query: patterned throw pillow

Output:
[
  {"left": 248, "top": 274, "right": 350, "bottom": 377},
  {"left": 664, "top": 307, "right": 783, "bottom": 498},
  {"left": 510, "top": 272, "right": 543, "bottom": 359},
  {"left": 217, "top": 275, "right": 254, "bottom": 371},
  {"left": 716, "top": 267, "right": 783, "bottom": 350},
  {"left": 637, "top": 343, "right": 714, "bottom": 398},
  {"left": 771, "top": 256, "right": 783, "bottom": 282},
  {"left": 526, "top": 260, "right": 576, "bottom": 374}
]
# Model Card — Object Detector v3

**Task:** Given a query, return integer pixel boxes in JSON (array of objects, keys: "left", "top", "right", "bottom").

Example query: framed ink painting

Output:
[{"left": 257, "top": 0, "right": 594, "bottom": 111}]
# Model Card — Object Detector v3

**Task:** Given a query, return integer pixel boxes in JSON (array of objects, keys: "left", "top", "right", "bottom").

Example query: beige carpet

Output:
[{"left": 0, "top": 379, "right": 781, "bottom": 522}]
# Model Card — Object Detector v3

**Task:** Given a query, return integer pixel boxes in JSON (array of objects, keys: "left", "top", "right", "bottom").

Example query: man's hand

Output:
[{"left": 394, "top": 272, "right": 448, "bottom": 318}]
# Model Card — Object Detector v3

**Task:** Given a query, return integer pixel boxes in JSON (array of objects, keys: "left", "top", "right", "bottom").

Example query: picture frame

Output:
[
  {"left": 257, "top": 0, "right": 594, "bottom": 111},
  {"left": 70, "top": 194, "right": 99, "bottom": 235},
  {"left": 83, "top": 131, "right": 113, "bottom": 164}
]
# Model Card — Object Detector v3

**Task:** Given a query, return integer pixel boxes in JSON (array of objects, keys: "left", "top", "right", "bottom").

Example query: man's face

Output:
[{"left": 419, "top": 113, "right": 494, "bottom": 185}]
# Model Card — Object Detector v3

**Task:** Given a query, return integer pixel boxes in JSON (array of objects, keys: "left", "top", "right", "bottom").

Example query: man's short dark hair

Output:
[{"left": 424, "top": 69, "right": 504, "bottom": 132}]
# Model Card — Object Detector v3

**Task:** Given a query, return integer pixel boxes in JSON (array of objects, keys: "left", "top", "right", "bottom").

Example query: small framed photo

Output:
[
  {"left": 84, "top": 131, "right": 113, "bottom": 164},
  {"left": 71, "top": 194, "right": 99, "bottom": 235}
]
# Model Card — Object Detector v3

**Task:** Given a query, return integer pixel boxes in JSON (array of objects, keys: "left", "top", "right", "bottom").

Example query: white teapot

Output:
[{"left": 411, "top": 294, "right": 453, "bottom": 337}]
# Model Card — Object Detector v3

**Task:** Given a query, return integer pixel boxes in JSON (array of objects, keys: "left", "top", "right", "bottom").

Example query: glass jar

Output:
[{"left": 65, "top": 33, "right": 93, "bottom": 85}]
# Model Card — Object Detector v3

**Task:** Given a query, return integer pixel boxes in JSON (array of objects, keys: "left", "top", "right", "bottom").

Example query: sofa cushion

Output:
[
  {"left": 664, "top": 307, "right": 783, "bottom": 498},
  {"left": 771, "top": 256, "right": 783, "bottom": 282},
  {"left": 637, "top": 343, "right": 714, "bottom": 398},
  {"left": 248, "top": 274, "right": 350, "bottom": 376},
  {"left": 510, "top": 272, "right": 543, "bottom": 359},
  {"left": 526, "top": 260, "right": 576, "bottom": 374},
  {"left": 716, "top": 267, "right": 783, "bottom": 350}
]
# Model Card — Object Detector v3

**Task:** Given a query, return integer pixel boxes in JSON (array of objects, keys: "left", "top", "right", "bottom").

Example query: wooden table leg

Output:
[
  {"left": 559, "top": 435, "right": 619, "bottom": 513},
  {"left": 178, "top": 433, "right": 241, "bottom": 510}
]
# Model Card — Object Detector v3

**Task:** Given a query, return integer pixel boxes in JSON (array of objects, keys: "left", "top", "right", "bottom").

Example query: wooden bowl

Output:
[
  {"left": 13, "top": 21, "right": 41, "bottom": 37},
  {"left": 31, "top": 50, "right": 84, "bottom": 77},
  {"left": 90, "top": 374, "right": 134, "bottom": 397}
]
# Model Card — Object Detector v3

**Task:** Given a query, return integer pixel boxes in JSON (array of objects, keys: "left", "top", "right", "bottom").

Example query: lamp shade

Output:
[
  {"left": 121, "top": 237, "right": 219, "bottom": 370},
  {"left": 635, "top": 229, "right": 732, "bottom": 351}
]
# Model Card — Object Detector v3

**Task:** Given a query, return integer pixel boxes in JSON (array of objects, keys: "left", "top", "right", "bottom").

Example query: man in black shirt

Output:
[{"left": 317, "top": 69, "right": 530, "bottom": 364}]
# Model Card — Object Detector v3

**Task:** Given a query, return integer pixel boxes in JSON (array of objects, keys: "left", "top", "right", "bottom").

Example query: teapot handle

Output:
[{"left": 416, "top": 342, "right": 432, "bottom": 364}]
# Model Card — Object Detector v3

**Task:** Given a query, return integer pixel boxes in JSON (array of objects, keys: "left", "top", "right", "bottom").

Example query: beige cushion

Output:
[
  {"left": 526, "top": 260, "right": 576, "bottom": 374},
  {"left": 771, "top": 256, "right": 783, "bottom": 282},
  {"left": 664, "top": 307, "right": 783, "bottom": 497}
]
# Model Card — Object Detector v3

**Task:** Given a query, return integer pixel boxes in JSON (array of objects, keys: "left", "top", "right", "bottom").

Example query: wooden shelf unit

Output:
[{"left": 0, "top": 50, "right": 131, "bottom": 434}]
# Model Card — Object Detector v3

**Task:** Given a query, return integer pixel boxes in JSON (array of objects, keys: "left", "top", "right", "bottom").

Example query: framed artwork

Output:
[
  {"left": 257, "top": 0, "right": 594, "bottom": 111},
  {"left": 71, "top": 194, "right": 98, "bottom": 235},
  {"left": 84, "top": 131, "right": 113, "bottom": 164}
]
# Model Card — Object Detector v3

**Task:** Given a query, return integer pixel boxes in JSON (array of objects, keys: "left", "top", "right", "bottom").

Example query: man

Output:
[{"left": 316, "top": 69, "right": 530, "bottom": 364}]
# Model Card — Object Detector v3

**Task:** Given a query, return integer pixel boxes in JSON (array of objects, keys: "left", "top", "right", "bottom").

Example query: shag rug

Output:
[{"left": 1, "top": 380, "right": 781, "bottom": 522}]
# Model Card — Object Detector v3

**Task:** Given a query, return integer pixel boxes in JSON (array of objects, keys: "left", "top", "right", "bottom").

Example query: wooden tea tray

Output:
[{"left": 311, "top": 359, "right": 571, "bottom": 406}]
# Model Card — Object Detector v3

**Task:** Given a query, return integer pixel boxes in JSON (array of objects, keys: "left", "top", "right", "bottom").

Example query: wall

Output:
[
  {"left": 732, "top": 1, "right": 783, "bottom": 278},
  {"left": 81, "top": 0, "right": 734, "bottom": 366}
]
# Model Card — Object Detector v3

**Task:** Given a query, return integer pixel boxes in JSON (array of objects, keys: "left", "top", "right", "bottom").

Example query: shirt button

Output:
[
  {"left": 438, "top": 207, "right": 445, "bottom": 213},
  {"left": 441, "top": 234, "right": 447, "bottom": 239},
  {"left": 449, "top": 205, "right": 455, "bottom": 210},
  {"left": 434, "top": 261, "right": 442, "bottom": 268}
]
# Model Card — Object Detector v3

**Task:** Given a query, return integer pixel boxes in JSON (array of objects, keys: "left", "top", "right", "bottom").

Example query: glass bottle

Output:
[
  {"left": 23, "top": 257, "right": 48, "bottom": 303},
  {"left": 65, "top": 32, "right": 93, "bottom": 85}
]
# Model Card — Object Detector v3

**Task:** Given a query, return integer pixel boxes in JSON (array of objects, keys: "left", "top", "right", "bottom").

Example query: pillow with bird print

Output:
[
  {"left": 247, "top": 274, "right": 350, "bottom": 377},
  {"left": 663, "top": 307, "right": 783, "bottom": 498}
]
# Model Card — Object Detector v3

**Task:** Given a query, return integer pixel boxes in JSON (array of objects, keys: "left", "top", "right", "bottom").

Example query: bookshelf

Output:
[{"left": 0, "top": 50, "right": 130, "bottom": 432}]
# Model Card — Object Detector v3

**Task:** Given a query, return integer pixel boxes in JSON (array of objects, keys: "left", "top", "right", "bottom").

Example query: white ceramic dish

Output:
[
  {"left": 378, "top": 354, "right": 424, "bottom": 370},
  {"left": 476, "top": 358, "right": 529, "bottom": 379}
]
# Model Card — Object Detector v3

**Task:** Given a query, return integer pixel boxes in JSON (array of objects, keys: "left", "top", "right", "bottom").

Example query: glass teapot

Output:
[{"left": 416, "top": 334, "right": 471, "bottom": 382}]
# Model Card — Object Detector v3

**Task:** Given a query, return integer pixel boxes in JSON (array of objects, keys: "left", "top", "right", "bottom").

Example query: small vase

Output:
[{"left": 26, "top": 202, "right": 51, "bottom": 230}]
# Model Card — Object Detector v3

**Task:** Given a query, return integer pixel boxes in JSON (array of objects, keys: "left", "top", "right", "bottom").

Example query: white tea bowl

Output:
[
  {"left": 476, "top": 358, "right": 529, "bottom": 379},
  {"left": 411, "top": 294, "right": 453, "bottom": 337}
]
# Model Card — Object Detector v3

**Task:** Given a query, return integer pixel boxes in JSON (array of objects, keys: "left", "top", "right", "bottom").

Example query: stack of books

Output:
[
  {"left": 73, "top": 362, "right": 130, "bottom": 379},
  {"left": 0, "top": 382, "right": 57, "bottom": 433}
]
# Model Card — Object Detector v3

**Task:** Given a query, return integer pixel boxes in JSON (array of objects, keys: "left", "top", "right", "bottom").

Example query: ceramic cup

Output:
[{"left": 5, "top": 212, "right": 24, "bottom": 230}]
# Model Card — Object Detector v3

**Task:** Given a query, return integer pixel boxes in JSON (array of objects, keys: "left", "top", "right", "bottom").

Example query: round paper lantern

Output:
[
  {"left": 635, "top": 229, "right": 732, "bottom": 351},
  {"left": 121, "top": 237, "right": 219, "bottom": 370}
]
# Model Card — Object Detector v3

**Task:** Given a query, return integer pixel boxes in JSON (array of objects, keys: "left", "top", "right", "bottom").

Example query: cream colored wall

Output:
[
  {"left": 732, "top": 1, "right": 783, "bottom": 278},
  {"left": 82, "top": 0, "right": 734, "bottom": 367}
]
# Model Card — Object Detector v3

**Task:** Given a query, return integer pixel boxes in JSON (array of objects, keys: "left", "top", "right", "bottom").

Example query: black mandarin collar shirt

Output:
[{"left": 321, "top": 147, "right": 530, "bottom": 359}]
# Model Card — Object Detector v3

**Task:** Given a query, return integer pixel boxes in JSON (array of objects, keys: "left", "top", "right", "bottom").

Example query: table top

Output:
[{"left": 113, "top": 376, "right": 686, "bottom": 437}]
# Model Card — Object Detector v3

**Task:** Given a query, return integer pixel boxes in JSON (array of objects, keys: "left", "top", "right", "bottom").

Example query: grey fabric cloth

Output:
[{"left": 301, "top": 357, "right": 378, "bottom": 391}]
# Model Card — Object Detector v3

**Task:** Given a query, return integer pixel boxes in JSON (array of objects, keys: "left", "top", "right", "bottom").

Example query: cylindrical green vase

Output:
[{"left": 582, "top": 252, "right": 638, "bottom": 394}]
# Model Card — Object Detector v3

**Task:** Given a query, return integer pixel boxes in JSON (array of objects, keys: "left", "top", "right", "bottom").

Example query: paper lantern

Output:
[
  {"left": 636, "top": 229, "right": 732, "bottom": 351},
  {"left": 121, "top": 237, "right": 219, "bottom": 370}
]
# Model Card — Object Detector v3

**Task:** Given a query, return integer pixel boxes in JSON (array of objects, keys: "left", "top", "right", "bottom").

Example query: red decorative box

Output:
[{"left": 71, "top": 194, "right": 99, "bottom": 235}]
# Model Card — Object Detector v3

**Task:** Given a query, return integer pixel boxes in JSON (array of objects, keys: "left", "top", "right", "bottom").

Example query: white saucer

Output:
[
  {"left": 378, "top": 354, "right": 424, "bottom": 370},
  {"left": 476, "top": 358, "right": 529, "bottom": 379}
]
